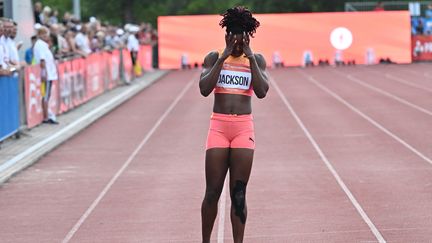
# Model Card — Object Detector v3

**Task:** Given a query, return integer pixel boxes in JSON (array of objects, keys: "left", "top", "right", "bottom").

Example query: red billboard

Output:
[
  {"left": 412, "top": 35, "right": 432, "bottom": 61},
  {"left": 158, "top": 11, "right": 412, "bottom": 68}
]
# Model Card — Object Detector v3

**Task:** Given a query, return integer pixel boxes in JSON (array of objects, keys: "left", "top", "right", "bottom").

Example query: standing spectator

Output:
[
  {"left": 0, "top": 19, "right": 11, "bottom": 74},
  {"left": 104, "top": 27, "right": 117, "bottom": 49},
  {"left": 0, "top": 18, "right": 11, "bottom": 67},
  {"left": 113, "top": 28, "right": 125, "bottom": 48},
  {"left": 6, "top": 20, "right": 20, "bottom": 67},
  {"left": 302, "top": 50, "right": 314, "bottom": 67},
  {"left": 127, "top": 25, "right": 140, "bottom": 70},
  {"left": 64, "top": 28, "right": 78, "bottom": 56},
  {"left": 74, "top": 24, "right": 92, "bottom": 56},
  {"left": 25, "top": 36, "right": 37, "bottom": 65},
  {"left": 272, "top": 51, "right": 283, "bottom": 68},
  {"left": 33, "top": 26, "right": 59, "bottom": 124},
  {"left": 334, "top": 49, "right": 344, "bottom": 66},
  {"left": 50, "top": 24, "right": 69, "bottom": 58},
  {"left": 34, "top": 2, "right": 42, "bottom": 24},
  {"left": 374, "top": 1, "right": 385, "bottom": 11}
]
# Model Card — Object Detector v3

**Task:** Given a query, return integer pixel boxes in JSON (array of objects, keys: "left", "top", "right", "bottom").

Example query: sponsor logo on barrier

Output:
[
  {"left": 28, "top": 71, "right": 42, "bottom": 115},
  {"left": 23, "top": 47, "right": 143, "bottom": 128},
  {"left": 25, "top": 66, "right": 59, "bottom": 128},
  {"left": 330, "top": 27, "right": 353, "bottom": 50},
  {"left": 412, "top": 35, "right": 432, "bottom": 61}
]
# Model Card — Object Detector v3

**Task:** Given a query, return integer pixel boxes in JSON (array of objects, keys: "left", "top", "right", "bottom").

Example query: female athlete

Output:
[{"left": 199, "top": 6, "right": 269, "bottom": 243}]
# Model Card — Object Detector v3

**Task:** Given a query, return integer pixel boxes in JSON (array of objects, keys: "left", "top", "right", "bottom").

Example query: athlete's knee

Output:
[
  {"left": 204, "top": 188, "right": 222, "bottom": 204},
  {"left": 231, "top": 180, "right": 247, "bottom": 224}
]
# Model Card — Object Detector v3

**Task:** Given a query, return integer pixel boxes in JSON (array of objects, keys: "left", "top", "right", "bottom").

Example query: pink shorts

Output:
[{"left": 206, "top": 113, "right": 255, "bottom": 150}]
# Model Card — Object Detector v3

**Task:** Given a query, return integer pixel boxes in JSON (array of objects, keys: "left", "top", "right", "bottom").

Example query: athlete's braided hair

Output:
[{"left": 219, "top": 6, "right": 260, "bottom": 37}]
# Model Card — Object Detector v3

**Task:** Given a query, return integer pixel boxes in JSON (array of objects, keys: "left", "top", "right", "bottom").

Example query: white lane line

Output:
[
  {"left": 384, "top": 73, "right": 432, "bottom": 93},
  {"left": 217, "top": 177, "right": 228, "bottom": 243},
  {"left": 62, "top": 73, "right": 197, "bottom": 243},
  {"left": 270, "top": 74, "right": 386, "bottom": 243},
  {"left": 329, "top": 69, "right": 432, "bottom": 117},
  {"left": 296, "top": 70, "right": 432, "bottom": 167},
  {"left": 0, "top": 75, "right": 162, "bottom": 174},
  {"left": 388, "top": 65, "right": 432, "bottom": 79}
]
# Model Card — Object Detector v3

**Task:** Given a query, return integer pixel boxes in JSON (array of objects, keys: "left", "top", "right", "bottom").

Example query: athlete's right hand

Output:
[{"left": 221, "top": 32, "right": 236, "bottom": 60}]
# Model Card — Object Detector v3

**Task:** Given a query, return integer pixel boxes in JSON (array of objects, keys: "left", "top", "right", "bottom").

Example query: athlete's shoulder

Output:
[
  {"left": 203, "top": 51, "right": 219, "bottom": 67},
  {"left": 253, "top": 53, "right": 266, "bottom": 69}
]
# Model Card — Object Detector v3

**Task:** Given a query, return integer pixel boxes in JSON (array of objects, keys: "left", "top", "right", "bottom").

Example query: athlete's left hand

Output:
[{"left": 243, "top": 32, "right": 253, "bottom": 58}]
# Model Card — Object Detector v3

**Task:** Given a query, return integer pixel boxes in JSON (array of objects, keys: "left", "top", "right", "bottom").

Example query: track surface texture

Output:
[{"left": 0, "top": 64, "right": 431, "bottom": 243}]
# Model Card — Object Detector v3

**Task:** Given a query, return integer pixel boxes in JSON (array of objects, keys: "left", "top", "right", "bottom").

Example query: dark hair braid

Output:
[{"left": 219, "top": 6, "right": 260, "bottom": 37}]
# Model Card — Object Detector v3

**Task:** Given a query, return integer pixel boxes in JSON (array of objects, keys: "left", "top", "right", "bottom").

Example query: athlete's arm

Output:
[
  {"left": 199, "top": 33, "right": 236, "bottom": 97},
  {"left": 243, "top": 33, "right": 269, "bottom": 99}
]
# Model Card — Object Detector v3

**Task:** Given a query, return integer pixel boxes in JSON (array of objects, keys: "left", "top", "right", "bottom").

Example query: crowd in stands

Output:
[
  {"left": 31, "top": 1, "right": 158, "bottom": 62},
  {"left": 0, "top": 18, "right": 20, "bottom": 75},
  {"left": 411, "top": 3, "right": 432, "bottom": 35}
]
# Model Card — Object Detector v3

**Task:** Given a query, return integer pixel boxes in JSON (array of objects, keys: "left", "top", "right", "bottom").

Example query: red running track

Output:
[{"left": 0, "top": 64, "right": 431, "bottom": 242}]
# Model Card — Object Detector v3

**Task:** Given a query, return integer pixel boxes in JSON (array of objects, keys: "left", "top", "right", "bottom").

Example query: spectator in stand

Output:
[
  {"left": 91, "top": 31, "right": 105, "bottom": 52},
  {"left": 50, "top": 24, "right": 69, "bottom": 58},
  {"left": 25, "top": 36, "right": 37, "bottom": 64},
  {"left": 34, "top": 2, "right": 42, "bottom": 24},
  {"left": 74, "top": 24, "right": 92, "bottom": 56},
  {"left": 65, "top": 28, "right": 79, "bottom": 55},
  {"left": 33, "top": 26, "right": 59, "bottom": 124},
  {"left": 113, "top": 28, "right": 125, "bottom": 48},
  {"left": 50, "top": 9, "right": 59, "bottom": 25},
  {"left": 0, "top": 19, "right": 11, "bottom": 75},
  {"left": 374, "top": 1, "right": 385, "bottom": 11},
  {"left": 0, "top": 18, "right": 12, "bottom": 67},
  {"left": 62, "top": 12, "right": 73, "bottom": 27},
  {"left": 104, "top": 27, "right": 117, "bottom": 49},
  {"left": 40, "top": 6, "right": 52, "bottom": 26},
  {"left": 426, "top": 4, "right": 432, "bottom": 19},
  {"left": 6, "top": 20, "right": 20, "bottom": 68}
]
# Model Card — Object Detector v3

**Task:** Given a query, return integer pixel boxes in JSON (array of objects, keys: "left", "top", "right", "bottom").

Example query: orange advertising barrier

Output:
[
  {"left": 122, "top": 49, "right": 133, "bottom": 83},
  {"left": 24, "top": 66, "right": 59, "bottom": 128},
  {"left": 158, "top": 11, "right": 412, "bottom": 68},
  {"left": 138, "top": 45, "right": 153, "bottom": 72},
  {"left": 412, "top": 35, "right": 432, "bottom": 61}
]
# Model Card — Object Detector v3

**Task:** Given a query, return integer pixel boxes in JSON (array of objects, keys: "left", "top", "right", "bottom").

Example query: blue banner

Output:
[{"left": 0, "top": 75, "right": 20, "bottom": 142}]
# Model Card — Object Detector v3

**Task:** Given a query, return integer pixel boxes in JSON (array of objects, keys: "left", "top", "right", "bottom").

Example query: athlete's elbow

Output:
[
  {"left": 200, "top": 88, "right": 211, "bottom": 97},
  {"left": 255, "top": 91, "right": 267, "bottom": 99},
  {"left": 255, "top": 87, "right": 268, "bottom": 99}
]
